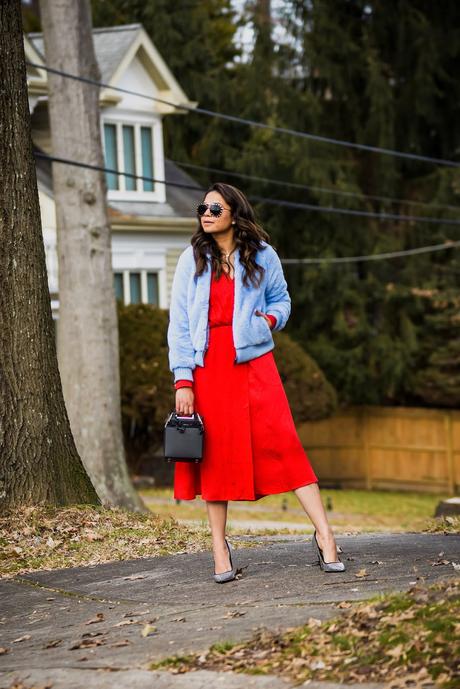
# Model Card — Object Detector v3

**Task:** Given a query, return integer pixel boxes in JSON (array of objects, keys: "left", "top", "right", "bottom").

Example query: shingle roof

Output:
[
  {"left": 104, "top": 159, "right": 203, "bottom": 219},
  {"left": 34, "top": 147, "right": 203, "bottom": 220},
  {"left": 28, "top": 24, "right": 142, "bottom": 83}
]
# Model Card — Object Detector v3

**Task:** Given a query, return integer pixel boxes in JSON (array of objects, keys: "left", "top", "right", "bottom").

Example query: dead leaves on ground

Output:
[
  {"left": 154, "top": 578, "right": 459, "bottom": 688},
  {"left": 430, "top": 551, "right": 452, "bottom": 567},
  {"left": 0, "top": 505, "right": 209, "bottom": 578},
  {"left": 424, "top": 515, "right": 460, "bottom": 534}
]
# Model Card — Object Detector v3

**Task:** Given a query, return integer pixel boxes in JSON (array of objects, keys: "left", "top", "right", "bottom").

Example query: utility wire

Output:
[
  {"left": 33, "top": 152, "right": 460, "bottom": 227},
  {"left": 250, "top": 195, "right": 460, "bottom": 225},
  {"left": 171, "top": 159, "right": 460, "bottom": 214},
  {"left": 27, "top": 61, "right": 460, "bottom": 169},
  {"left": 282, "top": 241, "right": 460, "bottom": 264},
  {"left": 34, "top": 151, "right": 202, "bottom": 193},
  {"left": 34, "top": 151, "right": 460, "bottom": 264}
]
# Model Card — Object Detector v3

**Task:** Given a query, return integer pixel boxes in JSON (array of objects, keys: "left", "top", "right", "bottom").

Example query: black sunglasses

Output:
[{"left": 196, "top": 202, "right": 231, "bottom": 218}]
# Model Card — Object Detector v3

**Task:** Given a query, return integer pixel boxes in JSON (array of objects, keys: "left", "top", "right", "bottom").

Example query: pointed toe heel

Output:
[
  {"left": 312, "top": 531, "right": 346, "bottom": 572},
  {"left": 213, "top": 539, "right": 237, "bottom": 584}
]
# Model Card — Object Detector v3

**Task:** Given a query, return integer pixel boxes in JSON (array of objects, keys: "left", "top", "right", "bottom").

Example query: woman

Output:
[{"left": 167, "top": 182, "right": 345, "bottom": 582}]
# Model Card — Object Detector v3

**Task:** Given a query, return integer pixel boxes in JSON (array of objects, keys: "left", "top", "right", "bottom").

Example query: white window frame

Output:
[
  {"left": 115, "top": 269, "right": 160, "bottom": 306},
  {"left": 101, "top": 113, "right": 165, "bottom": 203}
]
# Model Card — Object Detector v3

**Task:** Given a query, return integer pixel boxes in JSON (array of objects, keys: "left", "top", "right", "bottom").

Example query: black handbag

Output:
[{"left": 163, "top": 411, "right": 204, "bottom": 463}]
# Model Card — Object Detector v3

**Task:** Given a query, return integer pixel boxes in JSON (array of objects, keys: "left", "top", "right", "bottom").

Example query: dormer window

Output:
[{"left": 102, "top": 117, "right": 164, "bottom": 201}]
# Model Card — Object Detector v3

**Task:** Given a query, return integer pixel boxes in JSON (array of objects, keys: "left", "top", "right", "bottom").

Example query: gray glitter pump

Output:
[
  {"left": 312, "top": 530, "right": 346, "bottom": 572},
  {"left": 213, "top": 538, "right": 237, "bottom": 583}
]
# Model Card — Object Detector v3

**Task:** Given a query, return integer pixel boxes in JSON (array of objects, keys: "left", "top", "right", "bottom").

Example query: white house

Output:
[{"left": 25, "top": 23, "right": 203, "bottom": 315}]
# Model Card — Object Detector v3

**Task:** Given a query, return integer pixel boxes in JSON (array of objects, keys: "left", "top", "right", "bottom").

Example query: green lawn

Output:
[{"left": 139, "top": 487, "right": 454, "bottom": 533}]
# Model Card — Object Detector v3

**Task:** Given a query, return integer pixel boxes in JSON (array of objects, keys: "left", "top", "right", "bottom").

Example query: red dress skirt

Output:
[{"left": 173, "top": 268, "right": 318, "bottom": 501}]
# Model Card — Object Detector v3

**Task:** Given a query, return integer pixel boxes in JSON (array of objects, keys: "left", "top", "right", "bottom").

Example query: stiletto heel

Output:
[
  {"left": 213, "top": 538, "right": 237, "bottom": 583},
  {"left": 312, "top": 530, "right": 346, "bottom": 572}
]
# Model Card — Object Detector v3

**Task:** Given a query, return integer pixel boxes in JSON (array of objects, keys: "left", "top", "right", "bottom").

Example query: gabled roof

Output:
[
  {"left": 27, "top": 24, "right": 196, "bottom": 113},
  {"left": 29, "top": 24, "right": 139, "bottom": 84}
]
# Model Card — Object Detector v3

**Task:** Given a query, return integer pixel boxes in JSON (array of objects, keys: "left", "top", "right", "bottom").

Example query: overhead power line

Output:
[
  {"left": 34, "top": 151, "right": 202, "bottom": 193},
  {"left": 282, "top": 241, "right": 460, "bottom": 264},
  {"left": 250, "top": 195, "right": 460, "bottom": 225},
  {"left": 33, "top": 151, "right": 460, "bottom": 264},
  {"left": 27, "top": 61, "right": 460, "bottom": 169},
  {"left": 34, "top": 152, "right": 460, "bottom": 227},
  {"left": 171, "top": 159, "right": 460, "bottom": 214}
]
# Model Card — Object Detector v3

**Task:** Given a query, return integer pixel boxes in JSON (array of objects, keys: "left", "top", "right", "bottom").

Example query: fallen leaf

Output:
[
  {"left": 113, "top": 619, "right": 139, "bottom": 628},
  {"left": 43, "top": 639, "right": 62, "bottom": 649},
  {"left": 354, "top": 568, "right": 369, "bottom": 578},
  {"left": 46, "top": 536, "right": 62, "bottom": 549},
  {"left": 0, "top": 647, "right": 10, "bottom": 655},
  {"left": 69, "top": 636, "right": 106, "bottom": 650},
  {"left": 386, "top": 643, "right": 404, "bottom": 658},
  {"left": 221, "top": 610, "right": 246, "bottom": 619},
  {"left": 85, "top": 612, "right": 104, "bottom": 625},
  {"left": 12, "top": 635, "right": 31, "bottom": 643},
  {"left": 336, "top": 601, "right": 352, "bottom": 609},
  {"left": 140, "top": 624, "right": 157, "bottom": 638},
  {"left": 84, "top": 530, "right": 104, "bottom": 542},
  {"left": 431, "top": 558, "right": 450, "bottom": 566}
]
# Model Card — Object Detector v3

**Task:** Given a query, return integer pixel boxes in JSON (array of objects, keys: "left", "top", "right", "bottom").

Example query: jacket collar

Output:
[
  {"left": 202, "top": 246, "right": 242, "bottom": 292},
  {"left": 204, "top": 246, "right": 240, "bottom": 261}
]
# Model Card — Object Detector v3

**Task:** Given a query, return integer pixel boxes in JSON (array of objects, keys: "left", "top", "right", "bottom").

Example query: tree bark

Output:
[
  {"left": 0, "top": 0, "right": 100, "bottom": 512},
  {"left": 39, "top": 0, "right": 145, "bottom": 511}
]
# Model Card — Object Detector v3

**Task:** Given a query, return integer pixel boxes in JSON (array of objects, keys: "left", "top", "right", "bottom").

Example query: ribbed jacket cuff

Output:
[
  {"left": 266, "top": 309, "right": 282, "bottom": 331},
  {"left": 173, "top": 367, "right": 194, "bottom": 383}
]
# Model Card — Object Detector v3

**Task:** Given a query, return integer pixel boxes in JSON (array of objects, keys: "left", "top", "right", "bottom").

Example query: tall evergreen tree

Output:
[
  {"left": 251, "top": 0, "right": 460, "bottom": 406},
  {"left": 89, "top": 2, "right": 460, "bottom": 407}
]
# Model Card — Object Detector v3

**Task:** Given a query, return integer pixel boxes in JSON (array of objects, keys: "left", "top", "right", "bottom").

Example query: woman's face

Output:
[{"left": 200, "top": 191, "right": 234, "bottom": 237}]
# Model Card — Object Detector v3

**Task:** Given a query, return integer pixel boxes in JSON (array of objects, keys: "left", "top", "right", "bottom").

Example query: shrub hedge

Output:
[{"left": 118, "top": 303, "right": 337, "bottom": 479}]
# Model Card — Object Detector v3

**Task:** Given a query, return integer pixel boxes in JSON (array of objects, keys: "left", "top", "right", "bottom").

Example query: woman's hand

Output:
[
  {"left": 255, "top": 310, "right": 274, "bottom": 329},
  {"left": 176, "top": 387, "right": 194, "bottom": 415}
]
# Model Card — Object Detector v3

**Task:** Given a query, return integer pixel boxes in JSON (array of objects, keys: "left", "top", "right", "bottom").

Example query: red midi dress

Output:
[{"left": 173, "top": 268, "right": 318, "bottom": 501}]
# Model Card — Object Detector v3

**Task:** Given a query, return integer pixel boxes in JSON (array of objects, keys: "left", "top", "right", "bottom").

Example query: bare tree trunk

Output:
[
  {"left": 39, "top": 0, "right": 145, "bottom": 511},
  {"left": 0, "top": 0, "right": 99, "bottom": 512}
]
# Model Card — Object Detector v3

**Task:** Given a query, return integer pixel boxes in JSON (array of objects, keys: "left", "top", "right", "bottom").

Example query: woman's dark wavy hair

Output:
[{"left": 190, "top": 182, "right": 271, "bottom": 289}]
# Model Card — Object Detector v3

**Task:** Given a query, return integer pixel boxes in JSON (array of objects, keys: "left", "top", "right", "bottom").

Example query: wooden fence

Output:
[{"left": 297, "top": 406, "right": 460, "bottom": 494}]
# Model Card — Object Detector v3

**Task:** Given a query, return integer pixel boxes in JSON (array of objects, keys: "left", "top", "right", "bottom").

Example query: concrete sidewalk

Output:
[{"left": 0, "top": 533, "right": 458, "bottom": 688}]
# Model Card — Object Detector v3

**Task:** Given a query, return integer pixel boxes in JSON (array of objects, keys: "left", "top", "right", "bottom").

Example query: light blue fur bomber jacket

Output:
[{"left": 167, "top": 240, "right": 291, "bottom": 383}]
